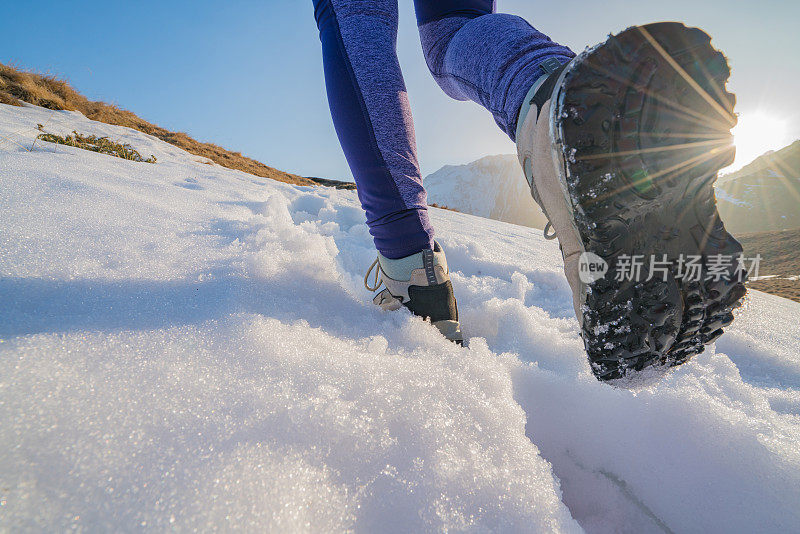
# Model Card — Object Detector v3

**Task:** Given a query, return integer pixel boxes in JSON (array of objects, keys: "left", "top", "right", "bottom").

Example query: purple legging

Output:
[{"left": 312, "top": 0, "right": 574, "bottom": 258}]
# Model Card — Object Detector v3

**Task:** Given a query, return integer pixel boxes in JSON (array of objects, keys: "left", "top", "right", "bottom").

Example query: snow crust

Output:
[{"left": 2, "top": 104, "right": 799, "bottom": 533}]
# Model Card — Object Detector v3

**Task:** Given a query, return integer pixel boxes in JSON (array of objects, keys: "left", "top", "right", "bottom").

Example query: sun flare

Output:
[{"left": 728, "top": 111, "right": 790, "bottom": 172}]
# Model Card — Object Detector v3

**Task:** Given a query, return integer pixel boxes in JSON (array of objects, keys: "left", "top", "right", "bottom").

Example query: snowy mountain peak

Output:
[{"left": 424, "top": 154, "right": 549, "bottom": 229}]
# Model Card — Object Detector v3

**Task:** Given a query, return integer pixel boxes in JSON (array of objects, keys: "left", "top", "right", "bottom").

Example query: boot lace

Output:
[
  {"left": 364, "top": 257, "right": 383, "bottom": 291},
  {"left": 543, "top": 221, "right": 557, "bottom": 240}
]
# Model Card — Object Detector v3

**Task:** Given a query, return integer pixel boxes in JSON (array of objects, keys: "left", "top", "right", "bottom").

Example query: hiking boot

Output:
[
  {"left": 515, "top": 22, "right": 747, "bottom": 381},
  {"left": 365, "top": 242, "right": 463, "bottom": 344}
]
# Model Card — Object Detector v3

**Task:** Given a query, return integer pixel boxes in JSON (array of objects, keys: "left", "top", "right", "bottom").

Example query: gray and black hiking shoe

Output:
[
  {"left": 365, "top": 242, "right": 463, "bottom": 344},
  {"left": 516, "top": 22, "right": 747, "bottom": 381}
]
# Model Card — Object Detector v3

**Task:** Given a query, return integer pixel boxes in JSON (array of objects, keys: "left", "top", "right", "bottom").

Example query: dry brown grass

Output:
[
  {"left": 428, "top": 202, "right": 460, "bottom": 212},
  {"left": 739, "top": 227, "right": 800, "bottom": 303},
  {"left": 36, "top": 126, "right": 158, "bottom": 163},
  {"left": 0, "top": 63, "right": 314, "bottom": 186}
]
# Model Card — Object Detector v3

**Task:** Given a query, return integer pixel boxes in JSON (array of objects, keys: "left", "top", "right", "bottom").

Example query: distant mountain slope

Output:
[
  {"left": 717, "top": 140, "right": 800, "bottom": 234},
  {"left": 424, "top": 155, "right": 548, "bottom": 229},
  {"left": 719, "top": 140, "right": 800, "bottom": 185},
  {"left": 739, "top": 227, "right": 800, "bottom": 303}
]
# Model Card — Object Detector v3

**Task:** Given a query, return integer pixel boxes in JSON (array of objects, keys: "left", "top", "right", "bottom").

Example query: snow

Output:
[
  {"left": 2, "top": 103, "right": 799, "bottom": 533},
  {"left": 424, "top": 155, "right": 549, "bottom": 230},
  {"left": 714, "top": 186, "right": 752, "bottom": 208}
]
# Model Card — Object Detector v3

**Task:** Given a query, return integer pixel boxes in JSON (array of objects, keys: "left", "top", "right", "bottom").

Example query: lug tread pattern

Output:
[{"left": 557, "top": 22, "right": 747, "bottom": 380}]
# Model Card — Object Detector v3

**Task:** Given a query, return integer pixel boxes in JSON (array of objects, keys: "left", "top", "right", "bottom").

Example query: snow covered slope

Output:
[
  {"left": 2, "top": 103, "right": 799, "bottom": 533},
  {"left": 716, "top": 155, "right": 800, "bottom": 234},
  {"left": 424, "top": 154, "right": 549, "bottom": 229}
]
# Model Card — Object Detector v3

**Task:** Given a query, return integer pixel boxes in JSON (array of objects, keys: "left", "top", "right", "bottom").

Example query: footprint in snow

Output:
[{"left": 175, "top": 177, "right": 204, "bottom": 191}]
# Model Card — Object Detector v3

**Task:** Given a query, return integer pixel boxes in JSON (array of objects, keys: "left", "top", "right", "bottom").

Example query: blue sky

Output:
[{"left": 2, "top": 0, "right": 798, "bottom": 181}]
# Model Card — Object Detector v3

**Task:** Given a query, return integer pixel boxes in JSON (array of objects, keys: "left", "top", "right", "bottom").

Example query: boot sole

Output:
[{"left": 553, "top": 22, "right": 747, "bottom": 380}]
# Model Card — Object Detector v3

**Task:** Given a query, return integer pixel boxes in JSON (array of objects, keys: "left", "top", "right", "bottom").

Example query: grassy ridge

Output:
[
  {"left": 739, "top": 228, "right": 800, "bottom": 303},
  {"left": 0, "top": 63, "right": 314, "bottom": 186}
]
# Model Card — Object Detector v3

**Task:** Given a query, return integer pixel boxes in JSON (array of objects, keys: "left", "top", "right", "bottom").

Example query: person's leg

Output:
[
  {"left": 413, "top": 4, "right": 746, "bottom": 378},
  {"left": 313, "top": 0, "right": 462, "bottom": 343},
  {"left": 313, "top": 0, "right": 433, "bottom": 259},
  {"left": 414, "top": 1, "right": 575, "bottom": 140}
]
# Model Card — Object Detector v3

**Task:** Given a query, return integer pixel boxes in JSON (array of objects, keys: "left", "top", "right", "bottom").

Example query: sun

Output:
[{"left": 727, "top": 111, "right": 790, "bottom": 172}]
